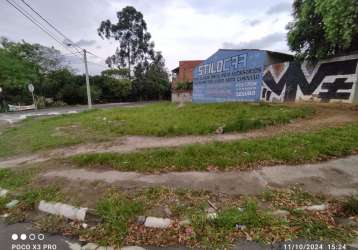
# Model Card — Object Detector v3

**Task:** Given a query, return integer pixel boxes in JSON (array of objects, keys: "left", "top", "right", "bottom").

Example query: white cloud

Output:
[
  {"left": 266, "top": 2, "right": 292, "bottom": 15},
  {"left": 222, "top": 32, "right": 286, "bottom": 50},
  {"left": 0, "top": 0, "right": 293, "bottom": 74}
]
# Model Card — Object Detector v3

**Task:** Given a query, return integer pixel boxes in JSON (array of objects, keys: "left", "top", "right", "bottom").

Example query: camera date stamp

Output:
[
  {"left": 10, "top": 233, "right": 57, "bottom": 250},
  {"left": 282, "top": 243, "right": 348, "bottom": 250}
]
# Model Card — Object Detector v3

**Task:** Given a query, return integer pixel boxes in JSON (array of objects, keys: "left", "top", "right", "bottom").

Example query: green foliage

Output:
[
  {"left": 98, "top": 6, "right": 154, "bottom": 74},
  {"left": 20, "top": 186, "right": 63, "bottom": 208},
  {"left": 190, "top": 200, "right": 280, "bottom": 248},
  {"left": 100, "top": 75, "right": 132, "bottom": 102},
  {"left": 342, "top": 196, "right": 358, "bottom": 216},
  {"left": 132, "top": 52, "right": 170, "bottom": 100},
  {"left": 96, "top": 193, "right": 143, "bottom": 245},
  {"left": 0, "top": 102, "right": 310, "bottom": 157},
  {"left": 316, "top": 0, "right": 358, "bottom": 50},
  {"left": 0, "top": 35, "right": 169, "bottom": 108},
  {"left": 174, "top": 82, "right": 193, "bottom": 91},
  {"left": 73, "top": 122, "right": 358, "bottom": 172},
  {"left": 0, "top": 37, "right": 69, "bottom": 106},
  {"left": 215, "top": 200, "right": 275, "bottom": 229},
  {"left": 0, "top": 46, "right": 39, "bottom": 105},
  {"left": 289, "top": 213, "right": 352, "bottom": 242},
  {"left": 98, "top": 6, "right": 170, "bottom": 101},
  {"left": 287, "top": 0, "right": 358, "bottom": 61},
  {"left": 0, "top": 168, "right": 38, "bottom": 190},
  {"left": 101, "top": 68, "right": 129, "bottom": 78}
]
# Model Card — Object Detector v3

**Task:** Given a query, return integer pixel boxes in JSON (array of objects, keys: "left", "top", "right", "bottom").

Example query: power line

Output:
[
  {"left": 20, "top": 0, "right": 104, "bottom": 60},
  {"left": 19, "top": 0, "right": 106, "bottom": 62},
  {"left": 5, "top": 0, "right": 81, "bottom": 59},
  {"left": 64, "top": 60, "right": 106, "bottom": 68},
  {"left": 19, "top": 0, "right": 83, "bottom": 54},
  {"left": 6, "top": 0, "right": 95, "bottom": 109}
]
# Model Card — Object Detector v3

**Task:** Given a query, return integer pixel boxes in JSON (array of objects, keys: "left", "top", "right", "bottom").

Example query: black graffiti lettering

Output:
[
  {"left": 318, "top": 78, "right": 353, "bottom": 102},
  {"left": 263, "top": 59, "right": 357, "bottom": 102},
  {"left": 262, "top": 88, "right": 267, "bottom": 99}
]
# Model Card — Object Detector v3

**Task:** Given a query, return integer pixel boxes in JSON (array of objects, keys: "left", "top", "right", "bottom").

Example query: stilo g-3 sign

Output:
[{"left": 192, "top": 49, "right": 265, "bottom": 103}]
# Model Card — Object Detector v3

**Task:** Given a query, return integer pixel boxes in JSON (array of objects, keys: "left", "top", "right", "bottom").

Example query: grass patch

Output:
[
  {"left": 189, "top": 199, "right": 284, "bottom": 248},
  {"left": 9, "top": 185, "right": 353, "bottom": 249},
  {"left": 342, "top": 196, "right": 358, "bottom": 216},
  {"left": 73, "top": 123, "right": 358, "bottom": 172},
  {"left": 1, "top": 185, "right": 63, "bottom": 224},
  {"left": 0, "top": 168, "right": 38, "bottom": 190},
  {"left": 289, "top": 214, "right": 352, "bottom": 243},
  {"left": 0, "top": 102, "right": 313, "bottom": 158},
  {"left": 19, "top": 186, "right": 63, "bottom": 208},
  {"left": 214, "top": 200, "right": 275, "bottom": 229},
  {"left": 94, "top": 192, "right": 144, "bottom": 246},
  {"left": 260, "top": 187, "right": 323, "bottom": 210}
]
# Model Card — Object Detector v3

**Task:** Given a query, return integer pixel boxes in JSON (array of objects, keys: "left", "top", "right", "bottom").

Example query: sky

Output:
[{"left": 0, "top": 0, "right": 294, "bottom": 75}]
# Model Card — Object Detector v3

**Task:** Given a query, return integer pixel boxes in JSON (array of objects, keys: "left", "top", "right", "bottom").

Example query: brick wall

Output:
[{"left": 172, "top": 60, "right": 203, "bottom": 88}]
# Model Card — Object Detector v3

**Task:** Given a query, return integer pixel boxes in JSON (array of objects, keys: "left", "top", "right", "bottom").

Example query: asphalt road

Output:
[{"left": 0, "top": 102, "right": 153, "bottom": 124}]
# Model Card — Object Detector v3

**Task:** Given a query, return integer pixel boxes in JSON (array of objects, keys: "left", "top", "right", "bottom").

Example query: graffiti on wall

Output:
[
  {"left": 261, "top": 55, "right": 358, "bottom": 103},
  {"left": 193, "top": 49, "right": 264, "bottom": 103}
]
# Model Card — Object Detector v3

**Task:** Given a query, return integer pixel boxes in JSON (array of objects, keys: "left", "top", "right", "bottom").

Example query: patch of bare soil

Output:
[{"left": 1, "top": 104, "right": 358, "bottom": 168}]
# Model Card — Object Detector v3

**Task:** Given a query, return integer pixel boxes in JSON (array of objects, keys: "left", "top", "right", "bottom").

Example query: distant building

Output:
[
  {"left": 192, "top": 49, "right": 293, "bottom": 103},
  {"left": 171, "top": 60, "right": 203, "bottom": 102}
]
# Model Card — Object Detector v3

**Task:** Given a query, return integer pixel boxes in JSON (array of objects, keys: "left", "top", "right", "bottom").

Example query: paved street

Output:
[{"left": 0, "top": 102, "right": 152, "bottom": 124}]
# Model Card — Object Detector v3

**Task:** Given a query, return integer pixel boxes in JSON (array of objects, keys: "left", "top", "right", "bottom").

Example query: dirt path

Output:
[
  {"left": 43, "top": 155, "right": 358, "bottom": 197},
  {"left": 1, "top": 106, "right": 358, "bottom": 169}
]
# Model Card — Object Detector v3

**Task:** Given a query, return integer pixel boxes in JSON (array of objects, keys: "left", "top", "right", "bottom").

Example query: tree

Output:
[
  {"left": 0, "top": 41, "right": 39, "bottom": 105},
  {"left": 133, "top": 52, "right": 170, "bottom": 100},
  {"left": 98, "top": 6, "right": 155, "bottom": 78},
  {"left": 0, "top": 37, "right": 64, "bottom": 74},
  {"left": 99, "top": 69, "right": 132, "bottom": 101},
  {"left": 0, "top": 37, "right": 70, "bottom": 106},
  {"left": 101, "top": 68, "right": 129, "bottom": 79},
  {"left": 287, "top": 0, "right": 358, "bottom": 61}
]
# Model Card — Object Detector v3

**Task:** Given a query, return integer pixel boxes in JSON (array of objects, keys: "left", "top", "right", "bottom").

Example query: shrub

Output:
[{"left": 174, "top": 81, "right": 193, "bottom": 91}]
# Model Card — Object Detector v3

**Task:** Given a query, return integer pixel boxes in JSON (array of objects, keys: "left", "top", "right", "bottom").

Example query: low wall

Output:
[
  {"left": 171, "top": 91, "right": 192, "bottom": 103},
  {"left": 261, "top": 54, "right": 358, "bottom": 104}
]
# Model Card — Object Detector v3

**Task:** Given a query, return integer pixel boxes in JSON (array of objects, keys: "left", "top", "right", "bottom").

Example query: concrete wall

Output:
[
  {"left": 193, "top": 49, "right": 266, "bottom": 103},
  {"left": 171, "top": 91, "right": 192, "bottom": 103},
  {"left": 261, "top": 54, "right": 358, "bottom": 104}
]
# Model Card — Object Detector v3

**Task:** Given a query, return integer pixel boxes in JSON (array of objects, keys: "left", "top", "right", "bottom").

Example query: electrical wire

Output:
[
  {"left": 19, "top": 0, "right": 106, "bottom": 61},
  {"left": 20, "top": 0, "right": 83, "bottom": 54},
  {"left": 5, "top": 0, "right": 81, "bottom": 59},
  {"left": 6, "top": 0, "right": 107, "bottom": 73}
]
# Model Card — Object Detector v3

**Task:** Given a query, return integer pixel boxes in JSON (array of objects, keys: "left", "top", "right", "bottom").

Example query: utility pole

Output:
[{"left": 83, "top": 49, "right": 92, "bottom": 109}]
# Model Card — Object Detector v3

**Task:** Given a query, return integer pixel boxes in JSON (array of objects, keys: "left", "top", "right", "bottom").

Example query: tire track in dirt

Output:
[{"left": 1, "top": 106, "right": 357, "bottom": 169}]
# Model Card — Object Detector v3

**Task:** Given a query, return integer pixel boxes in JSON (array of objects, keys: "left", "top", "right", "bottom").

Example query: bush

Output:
[
  {"left": 342, "top": 196, "right": 358, "bottom": 216},
  {"left": 174, "top": 82, "right": 192, "bottom": 91}
]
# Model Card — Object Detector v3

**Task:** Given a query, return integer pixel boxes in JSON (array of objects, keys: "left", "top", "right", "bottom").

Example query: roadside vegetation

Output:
[
  {"left": 73, "top": 122, "right": 358, "bottom": 172},
  {"left": 31, "top": 187, "right": 357, "bottom": 248},
  {"left": 0, "top": 165, "right": 356, "bottom": 249},
  {"left": 0, "top": 102, "right": 313, "bottom": 158}
]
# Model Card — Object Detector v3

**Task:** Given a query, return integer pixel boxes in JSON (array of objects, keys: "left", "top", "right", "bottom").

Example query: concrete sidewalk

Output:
[{"left": 44, "top": 155, "right": 358, "bottom": 197}]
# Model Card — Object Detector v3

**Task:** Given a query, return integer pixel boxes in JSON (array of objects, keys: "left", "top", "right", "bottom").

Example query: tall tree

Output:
[
  {"left": 98, "top": 6, "right": 155, "bottom": 78},
  {"left": 133, "top": 52, "right": 170, "bottom": 100},
  {"left": 287, "top": 0, "right": 358, "bottom": 61}
]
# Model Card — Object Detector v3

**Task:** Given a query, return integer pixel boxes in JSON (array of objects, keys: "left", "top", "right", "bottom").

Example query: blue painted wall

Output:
[{"left": 192, "top": 49, "right": 265, "bottom": 103}]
